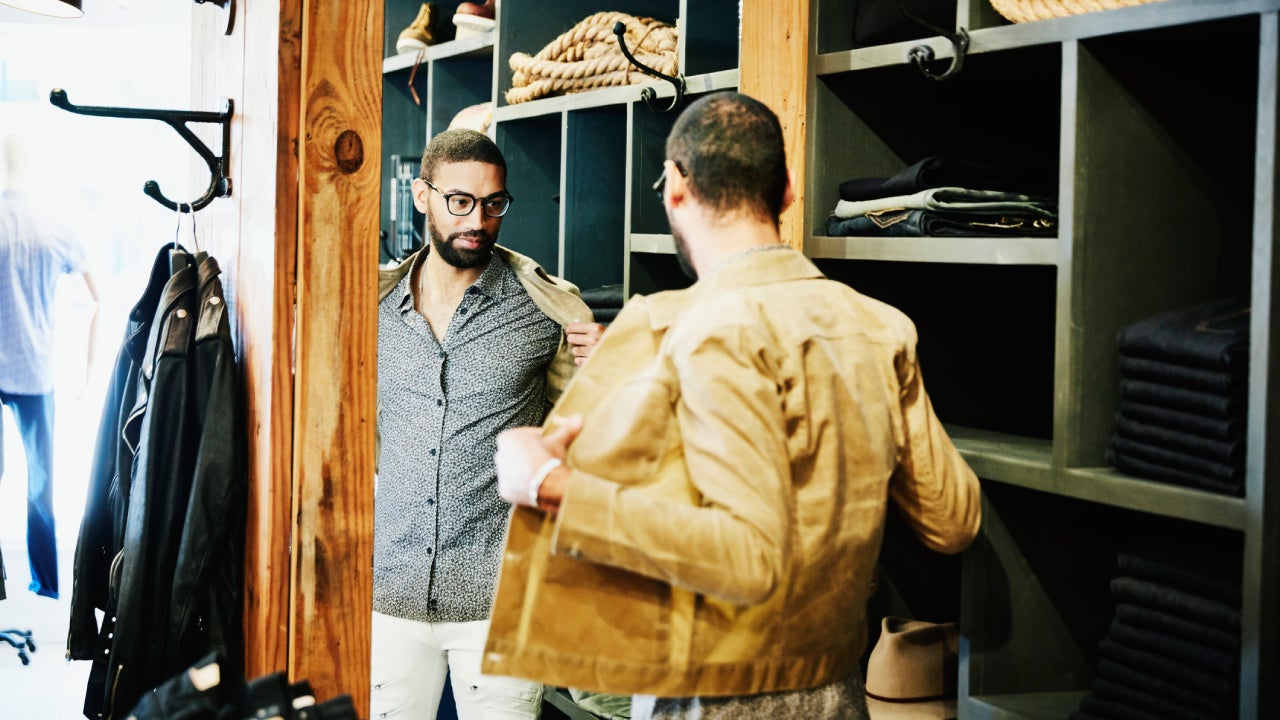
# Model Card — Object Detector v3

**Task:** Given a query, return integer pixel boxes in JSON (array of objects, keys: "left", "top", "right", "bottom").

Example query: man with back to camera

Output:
[
  {"left": 483, "top": 92, "right": 983, "bottom": 719},
  {"left": 374, "top": 128, "right": 603, "bottom": 720}
]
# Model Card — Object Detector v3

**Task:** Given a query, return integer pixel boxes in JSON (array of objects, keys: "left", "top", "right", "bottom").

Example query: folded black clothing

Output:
[
  {"left": 1113, "top": 414, "right": 1244, "bottom": 466},
  {"left": 1118, "top": 401, "right": 1243, "bottom": 441},
  {"left": 1109, "top": 576, "right": 1241, "bottom": 629},
  {"left": 580, "top": 283, "right": 625, "bottom": 309},
  {"left": 1109, "top": 436, "right": 1242, "bottom": 484},
  {"left": 126, "top": 652, "right": 249, "bottom": 720},
  {"left": 1107, "top": 446, "right": 1244, "bottom": 497},
  {"left": 837, "top": 155, "right": 1044, "bottom": 201},
  {"left": 1116, "top": 541, "right": 1242, "bottom": 606},
  {"left": 1096, "top": 658, "right": 1229, "bottom": 716},
  {"left": 1114, "top": 603, "right": 1239, "bottom": 652},
  {"left": 1080, "top": 694, "right": 1173, "bottom": 720},
  {"left": 295, "top": 694, "right": 359, "bottom": 720},
  {"left": 1106, "top": 618, "right": 1238, "bottom": 677},
  {"left": 1118, "top": 379, "right": 1245, "bottom": 420},
  {"left": 1092, "top": 675, "right": 1225, "bottom": 720},
  {"left": 1099, "top": 636, "right": 1235, "bottom": 699},
  {"left": 1116, "top": 296, "right": 1250, "bottom": 372},
  {"left": 1118, "top": 356, "right": 1242, "bottom": 394},
  {"left": 1105, "top": 443, "right": 1244, "bottom": 491}
]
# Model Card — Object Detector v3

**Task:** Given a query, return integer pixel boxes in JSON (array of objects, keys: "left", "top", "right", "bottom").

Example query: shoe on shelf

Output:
[
  {"left": 453, "top": 0, "right": 495, "bottom": 38},
  {"left": 396, "top": 2, "right": 455, "bottom": 55}
]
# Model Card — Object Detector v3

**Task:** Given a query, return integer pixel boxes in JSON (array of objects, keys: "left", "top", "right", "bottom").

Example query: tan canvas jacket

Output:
[{"left": 482, "top": 248, "right": 981, "bottom": 698}]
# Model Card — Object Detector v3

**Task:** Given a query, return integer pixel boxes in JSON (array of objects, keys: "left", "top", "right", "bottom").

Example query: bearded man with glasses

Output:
[{"left": 373, "top": 128, "right": 604, "bottom": 720}]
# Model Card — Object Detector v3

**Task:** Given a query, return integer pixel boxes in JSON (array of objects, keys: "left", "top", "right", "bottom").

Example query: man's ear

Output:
[
  {"left": 411, "top": 177, "right": 431, "bottom": 214},
  {"left": 781, "top": 168, "right": 797, "bottom": 214},
  {"left": 666, "top": 160, "right": 688, "bottom": 207}
]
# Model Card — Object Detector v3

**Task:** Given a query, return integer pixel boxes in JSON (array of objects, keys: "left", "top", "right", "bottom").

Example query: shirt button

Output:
[
  {"left": 438, "top": 350, "right": 445, "bottom": 359},
  {"left": 429, "top": 448, "right": 437, "bottom": 456},
  {"left": 426, "top": 498, "right": 435, "bottom": 506},
  {"left": 426, "top": 547, "right": 433, "bottom": 554},
  {"left": 459, "top": 307, "right": 468, "bottom": 314},
  {"left": 436, "top": 399, "right": 443, "bottom": 407}
]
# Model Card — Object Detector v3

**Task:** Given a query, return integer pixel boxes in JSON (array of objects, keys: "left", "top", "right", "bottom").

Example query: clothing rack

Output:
[{"left": 49, "top": 88, "right": 234, "bottom": 213}]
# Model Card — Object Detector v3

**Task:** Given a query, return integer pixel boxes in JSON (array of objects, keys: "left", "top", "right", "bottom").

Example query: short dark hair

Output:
[
  {"left": 420, "top": 128, "right": 506, "bottom": 181},
  {"left": 665, "top": 92, "right": 788, "bottom": 224}
]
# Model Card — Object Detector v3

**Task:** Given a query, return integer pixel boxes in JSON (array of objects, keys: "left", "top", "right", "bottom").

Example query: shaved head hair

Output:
[{"left": 420, "top": 128, "right": 506, "bottom": 181}]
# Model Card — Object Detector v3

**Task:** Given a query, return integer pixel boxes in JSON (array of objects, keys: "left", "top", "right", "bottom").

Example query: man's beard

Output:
[
  {"left": 428, "top": 217, "right": 497, "bottom": 269},
  {"left": 669, "top": 211, "right": 697, "bottom": 280}
]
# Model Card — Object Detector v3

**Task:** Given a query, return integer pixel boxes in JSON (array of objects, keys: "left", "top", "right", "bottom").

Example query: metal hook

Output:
[
  {"left": 50, "top": 89, "right": 234, "bottom": 213},
  {"left": 895, "top": 0, "right": 969, "bottom": 82},
  {"left": 612, "top": 21, "right": 685, "bottom": 114},
  {"left": 907, "top": 28, "right": 969, "bottom": 82}
]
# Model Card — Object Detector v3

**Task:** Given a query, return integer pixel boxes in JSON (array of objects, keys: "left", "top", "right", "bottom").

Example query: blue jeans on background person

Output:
[{"left": 0, "top": 390, "right": 58, "bottom": 598}]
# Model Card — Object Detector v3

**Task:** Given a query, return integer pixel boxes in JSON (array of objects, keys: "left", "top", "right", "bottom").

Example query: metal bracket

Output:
[{"left": 50, "top": 88, "right": 234, "bottom": 213}]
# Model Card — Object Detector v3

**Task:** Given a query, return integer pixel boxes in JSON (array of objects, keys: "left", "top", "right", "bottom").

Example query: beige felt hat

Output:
[{"left": 864, "top": 617, "right": 959, "bottom": 720}]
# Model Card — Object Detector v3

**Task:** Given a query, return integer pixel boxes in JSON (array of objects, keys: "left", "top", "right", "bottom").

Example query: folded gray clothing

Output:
[
  {"left": 1107, "top": 445, "right": 1243, "bottom": 497},
  {"left": 831, "top": 186, "right": 1057, "bottom": 219}
]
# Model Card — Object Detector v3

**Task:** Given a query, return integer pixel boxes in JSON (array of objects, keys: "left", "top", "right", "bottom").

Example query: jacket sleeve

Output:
[{"left": 887, "top": 336, "right": 982, "bottom": 554}]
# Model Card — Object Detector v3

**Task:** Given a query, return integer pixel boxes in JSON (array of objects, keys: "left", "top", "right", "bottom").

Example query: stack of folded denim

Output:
[
  {"left": 823, "top": 156, "right": 1057, "bottom": 238},
  {"left": 1069, "top": 541, "right": 1241, "bottom": 720},
  {"left": 580, "top": 283, "right": 625, "bottom": 326},
  {"left": 1106, "top": 296, "right": 1250, "bottom": 497}
]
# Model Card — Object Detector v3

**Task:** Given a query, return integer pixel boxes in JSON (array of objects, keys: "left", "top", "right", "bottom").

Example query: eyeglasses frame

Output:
[{"left": 423, "top": 178, "right": 515, "bottom": 218}]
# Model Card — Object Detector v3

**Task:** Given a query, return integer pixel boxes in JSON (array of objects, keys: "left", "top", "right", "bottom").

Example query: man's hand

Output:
[
  {"left": 565, "top": 322, "right": 605, "bottom": 366},
  {"left": 495, "top": 414, "right": 583, "bottom": 510}
]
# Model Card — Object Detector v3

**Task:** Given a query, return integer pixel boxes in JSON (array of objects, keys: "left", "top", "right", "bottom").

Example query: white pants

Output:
[{"left": 371, "top": 612, "right": 543, "bottom": 720}]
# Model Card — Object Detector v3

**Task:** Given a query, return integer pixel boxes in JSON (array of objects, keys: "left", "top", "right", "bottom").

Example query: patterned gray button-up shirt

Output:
[{"left": 375, "top": 251, "right": 561, "bottom": 622}]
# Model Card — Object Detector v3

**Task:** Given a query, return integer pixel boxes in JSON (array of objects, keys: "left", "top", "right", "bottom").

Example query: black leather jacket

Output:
[{"left": 67, "top": 248, "right": 246, "bottom": 719}]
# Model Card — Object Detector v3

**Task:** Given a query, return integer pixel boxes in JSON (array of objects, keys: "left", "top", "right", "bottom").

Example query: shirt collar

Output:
[{"left": 396, "top": 246, "right": 510, "bottom": 312}]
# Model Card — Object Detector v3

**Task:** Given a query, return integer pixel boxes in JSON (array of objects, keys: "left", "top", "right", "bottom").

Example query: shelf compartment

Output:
[
  {"left": 563, "top": 107, "right": 627, "bottom": 290},
  {"left": 806, "top": 235, "right": 1057, "bottom": 265},
  {"left": 1054, "top": 14, "right": 1257, "bottom": 467},
  {"left": 807, "top": 43, "right": 1060, "bottom": 244},
  {"left": 813, "top": 0, "right": 1280, "bottom": 73},
  {"left": 427, "top": 54, "right": 495, "bottom": 137},
  {"left": 495, "top": 115, "right": 564, "bottom": 273},
  {"left": 815, "top": 260, "right": 1057, "bottom": 440},
  {"left": 382, "top": 33, "right": 495, "bottom": 74},
  {"left": 628, "top": 251, "right": 693, "bottom": 297}
]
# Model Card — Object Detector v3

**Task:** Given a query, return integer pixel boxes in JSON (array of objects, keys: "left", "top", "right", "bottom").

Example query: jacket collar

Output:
[{"left": 644, "top": 245, "right": 821, "bottom": 331}]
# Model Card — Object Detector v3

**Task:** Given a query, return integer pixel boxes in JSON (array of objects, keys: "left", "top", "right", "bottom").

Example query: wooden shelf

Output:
[
  {"left": 493, "top": 69, "right": 739, "bottom": 122},
  {"left": 382, "top": 32, "right": 495, "bottom": 73},
  {"left": 813, "top": 0, "right": 1280, "bottom": 76},
  {"left": 630, "top": 233, "right": 675, "bottom": 255},
  {"left": 806, "top": 235, "right": 1058, "bottom": 265}
]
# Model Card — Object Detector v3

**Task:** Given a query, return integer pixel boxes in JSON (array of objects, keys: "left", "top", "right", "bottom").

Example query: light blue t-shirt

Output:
[{"left": 0, "top": 190, "right": 86, "bottom": 395}]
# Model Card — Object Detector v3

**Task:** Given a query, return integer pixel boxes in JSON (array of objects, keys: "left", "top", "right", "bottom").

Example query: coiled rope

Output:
[{"left": 506, "top": 11, "right": 678, "bottom": 105}]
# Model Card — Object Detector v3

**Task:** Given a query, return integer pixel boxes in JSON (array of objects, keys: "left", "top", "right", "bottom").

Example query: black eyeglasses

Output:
[
  {"left": 652, "top": 160, "right": 687, "bottom": 200},
  {"left": 424, "top": 179, "right": 514, "bottom": 218}
]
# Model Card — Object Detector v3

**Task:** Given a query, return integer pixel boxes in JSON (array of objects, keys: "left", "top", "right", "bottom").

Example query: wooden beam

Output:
[
  {"left": 739, "top": 0, "right": 810, "bottom": 250},
  {"left": 291, "top": 0, "right": 381, "bottom": 712}
]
